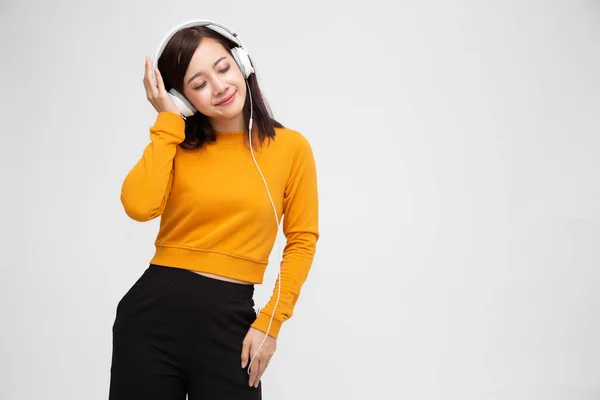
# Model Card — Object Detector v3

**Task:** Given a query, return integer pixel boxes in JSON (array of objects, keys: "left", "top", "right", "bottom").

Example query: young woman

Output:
[{"left": 109, "top": 20, "right": 319, "bottom": 400}]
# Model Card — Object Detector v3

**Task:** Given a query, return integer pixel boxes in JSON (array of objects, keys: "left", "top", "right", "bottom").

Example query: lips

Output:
[{"left": 216, "top": 91, "right": 236, "bottom": 106}]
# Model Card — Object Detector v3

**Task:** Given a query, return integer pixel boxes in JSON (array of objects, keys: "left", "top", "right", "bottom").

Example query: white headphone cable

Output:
[{"left": 246, "top": 80, "right": 282, "bottom": 375}]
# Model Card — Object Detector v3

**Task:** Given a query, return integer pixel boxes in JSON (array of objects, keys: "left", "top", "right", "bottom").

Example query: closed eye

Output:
[{"left": 193, "top": 65, "right": 231, "bottom": 91}]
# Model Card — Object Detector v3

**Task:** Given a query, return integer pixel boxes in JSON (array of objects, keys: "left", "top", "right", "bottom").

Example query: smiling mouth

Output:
[{"left": 216, "top": 91, "right": 236, "bottom": 106}]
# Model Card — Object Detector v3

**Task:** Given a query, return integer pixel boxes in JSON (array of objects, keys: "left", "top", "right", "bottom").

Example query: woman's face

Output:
[{"left": 182, "top": 37, "right": 247, "bottom": 131}]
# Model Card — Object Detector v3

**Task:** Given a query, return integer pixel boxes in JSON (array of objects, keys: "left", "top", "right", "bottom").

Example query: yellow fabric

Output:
[{"left": 120, "top": 112, "right": 319, "bottom": 337}]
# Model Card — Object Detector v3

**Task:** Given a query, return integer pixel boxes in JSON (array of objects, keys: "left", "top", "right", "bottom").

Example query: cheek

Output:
[
  {"left": 234, "top": 76, "right": 247, "bottom": 100},
  {"left": 227, "top": 67, "right": 246, "bottom": 90},
  {"left": 187, "top": 90, "right": 213, "bottom": 112}
]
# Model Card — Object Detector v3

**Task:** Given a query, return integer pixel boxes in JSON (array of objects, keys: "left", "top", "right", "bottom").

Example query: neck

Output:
[{"left": 210, "top": 114, "right": 246, "bottom": 133}]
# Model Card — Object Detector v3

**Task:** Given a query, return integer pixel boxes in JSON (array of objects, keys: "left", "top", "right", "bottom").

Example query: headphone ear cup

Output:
[
  {"left": 169, "top": 88, "right": 197, "bottom": 117},
  {"left": 231, "top": 47, "right": 254, "bottom": 79}
]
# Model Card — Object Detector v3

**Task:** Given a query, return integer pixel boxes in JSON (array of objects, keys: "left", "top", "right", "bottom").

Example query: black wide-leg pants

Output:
[{"left": 109, "top": 264, "right": 261, "bottom": 400}]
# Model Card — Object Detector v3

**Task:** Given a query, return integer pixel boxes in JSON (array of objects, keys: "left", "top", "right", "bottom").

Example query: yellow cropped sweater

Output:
[{"left": 120, "top": 112, "right": 319, "bottom": 338}]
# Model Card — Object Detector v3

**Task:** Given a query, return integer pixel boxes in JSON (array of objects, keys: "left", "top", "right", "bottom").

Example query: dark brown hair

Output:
[{"left": 156, "top": 26, "right": 283, "bottom": 150}]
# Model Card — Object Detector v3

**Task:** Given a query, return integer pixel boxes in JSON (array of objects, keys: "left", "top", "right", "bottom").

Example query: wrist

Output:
[{"left": 251, "top": 311, "right": 283, "bottom": 339}]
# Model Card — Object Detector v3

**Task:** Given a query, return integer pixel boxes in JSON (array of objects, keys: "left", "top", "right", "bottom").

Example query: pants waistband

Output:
[{"left": 146, "top": 264, "right": 254, "bottom": 300}]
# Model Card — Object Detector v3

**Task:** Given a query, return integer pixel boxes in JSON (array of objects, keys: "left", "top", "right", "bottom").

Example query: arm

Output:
[
  {"left": 120, "top": 111, "right": 185, "bottom": 222},
  {"left": 251, "top": 135, "right": 320, "bottom": 338}
]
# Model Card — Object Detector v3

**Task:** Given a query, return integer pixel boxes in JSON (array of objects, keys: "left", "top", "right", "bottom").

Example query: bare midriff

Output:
[{"left": 190, "top": 270, "right": 254, "bottom": 285}]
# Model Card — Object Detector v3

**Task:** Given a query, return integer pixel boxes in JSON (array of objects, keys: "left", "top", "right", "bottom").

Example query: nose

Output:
[{"left": 213, "top": 76, "right": 227, "bottom": 95}]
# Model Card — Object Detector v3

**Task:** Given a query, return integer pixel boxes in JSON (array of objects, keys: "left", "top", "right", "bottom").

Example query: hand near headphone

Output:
[
  {"left": 143, "top": 56, "right": 180, "bottom": 115},
  {"left": 241, "top": 327, "right": 277, "bottom": 388}
]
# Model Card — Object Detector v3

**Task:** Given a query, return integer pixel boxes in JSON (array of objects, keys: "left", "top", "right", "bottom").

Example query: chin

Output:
[{"left": 215, "top": 97, "right": 245, "bottom": 118}]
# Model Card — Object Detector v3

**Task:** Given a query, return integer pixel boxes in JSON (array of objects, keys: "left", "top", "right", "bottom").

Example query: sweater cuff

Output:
[{"left": 251, "top": 311, "right": 283, "bottom": 338}]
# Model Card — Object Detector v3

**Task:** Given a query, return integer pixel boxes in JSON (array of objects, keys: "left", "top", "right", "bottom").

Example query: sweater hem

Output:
[{"left": 150, "top": 246, "right": 268, "bottom": 284}]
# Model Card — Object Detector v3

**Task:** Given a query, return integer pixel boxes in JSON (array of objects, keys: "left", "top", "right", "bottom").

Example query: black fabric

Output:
[{"left": 109, "top": 264, "right": 261, "bottom": 400}]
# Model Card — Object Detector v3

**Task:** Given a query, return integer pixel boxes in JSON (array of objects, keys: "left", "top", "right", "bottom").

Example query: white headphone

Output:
[
  {"left": 153, "top": 19, "right": 255, "bottom": 118},
  {"left": 153, "top": 19, "right": 281, "bottom": 377}
]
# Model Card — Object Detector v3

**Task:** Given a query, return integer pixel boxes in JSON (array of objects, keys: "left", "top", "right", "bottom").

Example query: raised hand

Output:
[{"left": 143, "top": 56, "right": 180, "bottom": 115}]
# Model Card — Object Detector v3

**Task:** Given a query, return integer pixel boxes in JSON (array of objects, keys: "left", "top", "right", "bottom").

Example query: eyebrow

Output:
[{"left": 187, "top": 56, "right": 227, "bottom": 85}]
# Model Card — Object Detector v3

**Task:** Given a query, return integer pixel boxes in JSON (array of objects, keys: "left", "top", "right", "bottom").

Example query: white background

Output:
[{"left": 1, "top": 0, "right": 599, "bottom": 399}]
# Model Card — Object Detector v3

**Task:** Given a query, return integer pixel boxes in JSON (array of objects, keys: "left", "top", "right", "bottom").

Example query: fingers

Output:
[
  {"left": 253, "top": 357, "right": 269, "bottom": 388},
  {"left": 143, "top": 57, "right": 158, "bottom": 108},
  {"left": 142, "top": 58, "right": 150, "bottom": 92},
  {"left": 247, "top": 349, "right": 272, "bottom": 388},
  {"left": 248, "top": 358, "right": 260, "bottom": 387},
  {"left": 154, "top": 66, "right": 166, "bottom": 94},
  {"left": 241, "top": 338, "right": 250, "bottom": 369},
  {"left": 247, "top": 342, "right": 260, "bottom": 386}
]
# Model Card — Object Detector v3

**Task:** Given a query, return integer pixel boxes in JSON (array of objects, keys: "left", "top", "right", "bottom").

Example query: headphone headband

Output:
[{"left": 153, "top": 19, "right": 248, "bottom": 69}]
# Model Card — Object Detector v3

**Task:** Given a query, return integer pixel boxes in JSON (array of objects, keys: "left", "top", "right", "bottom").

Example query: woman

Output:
[{"left": 109, "top": 20, "right": 319, "bottom": 400}]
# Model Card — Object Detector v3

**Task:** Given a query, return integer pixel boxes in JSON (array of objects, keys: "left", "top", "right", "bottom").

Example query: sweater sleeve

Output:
[
  {"left": 251, "top": 134, "right": 320, "bottom": 338},
  {"left": 120, "top": 112, "right": 186, "bottom": 222}
]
